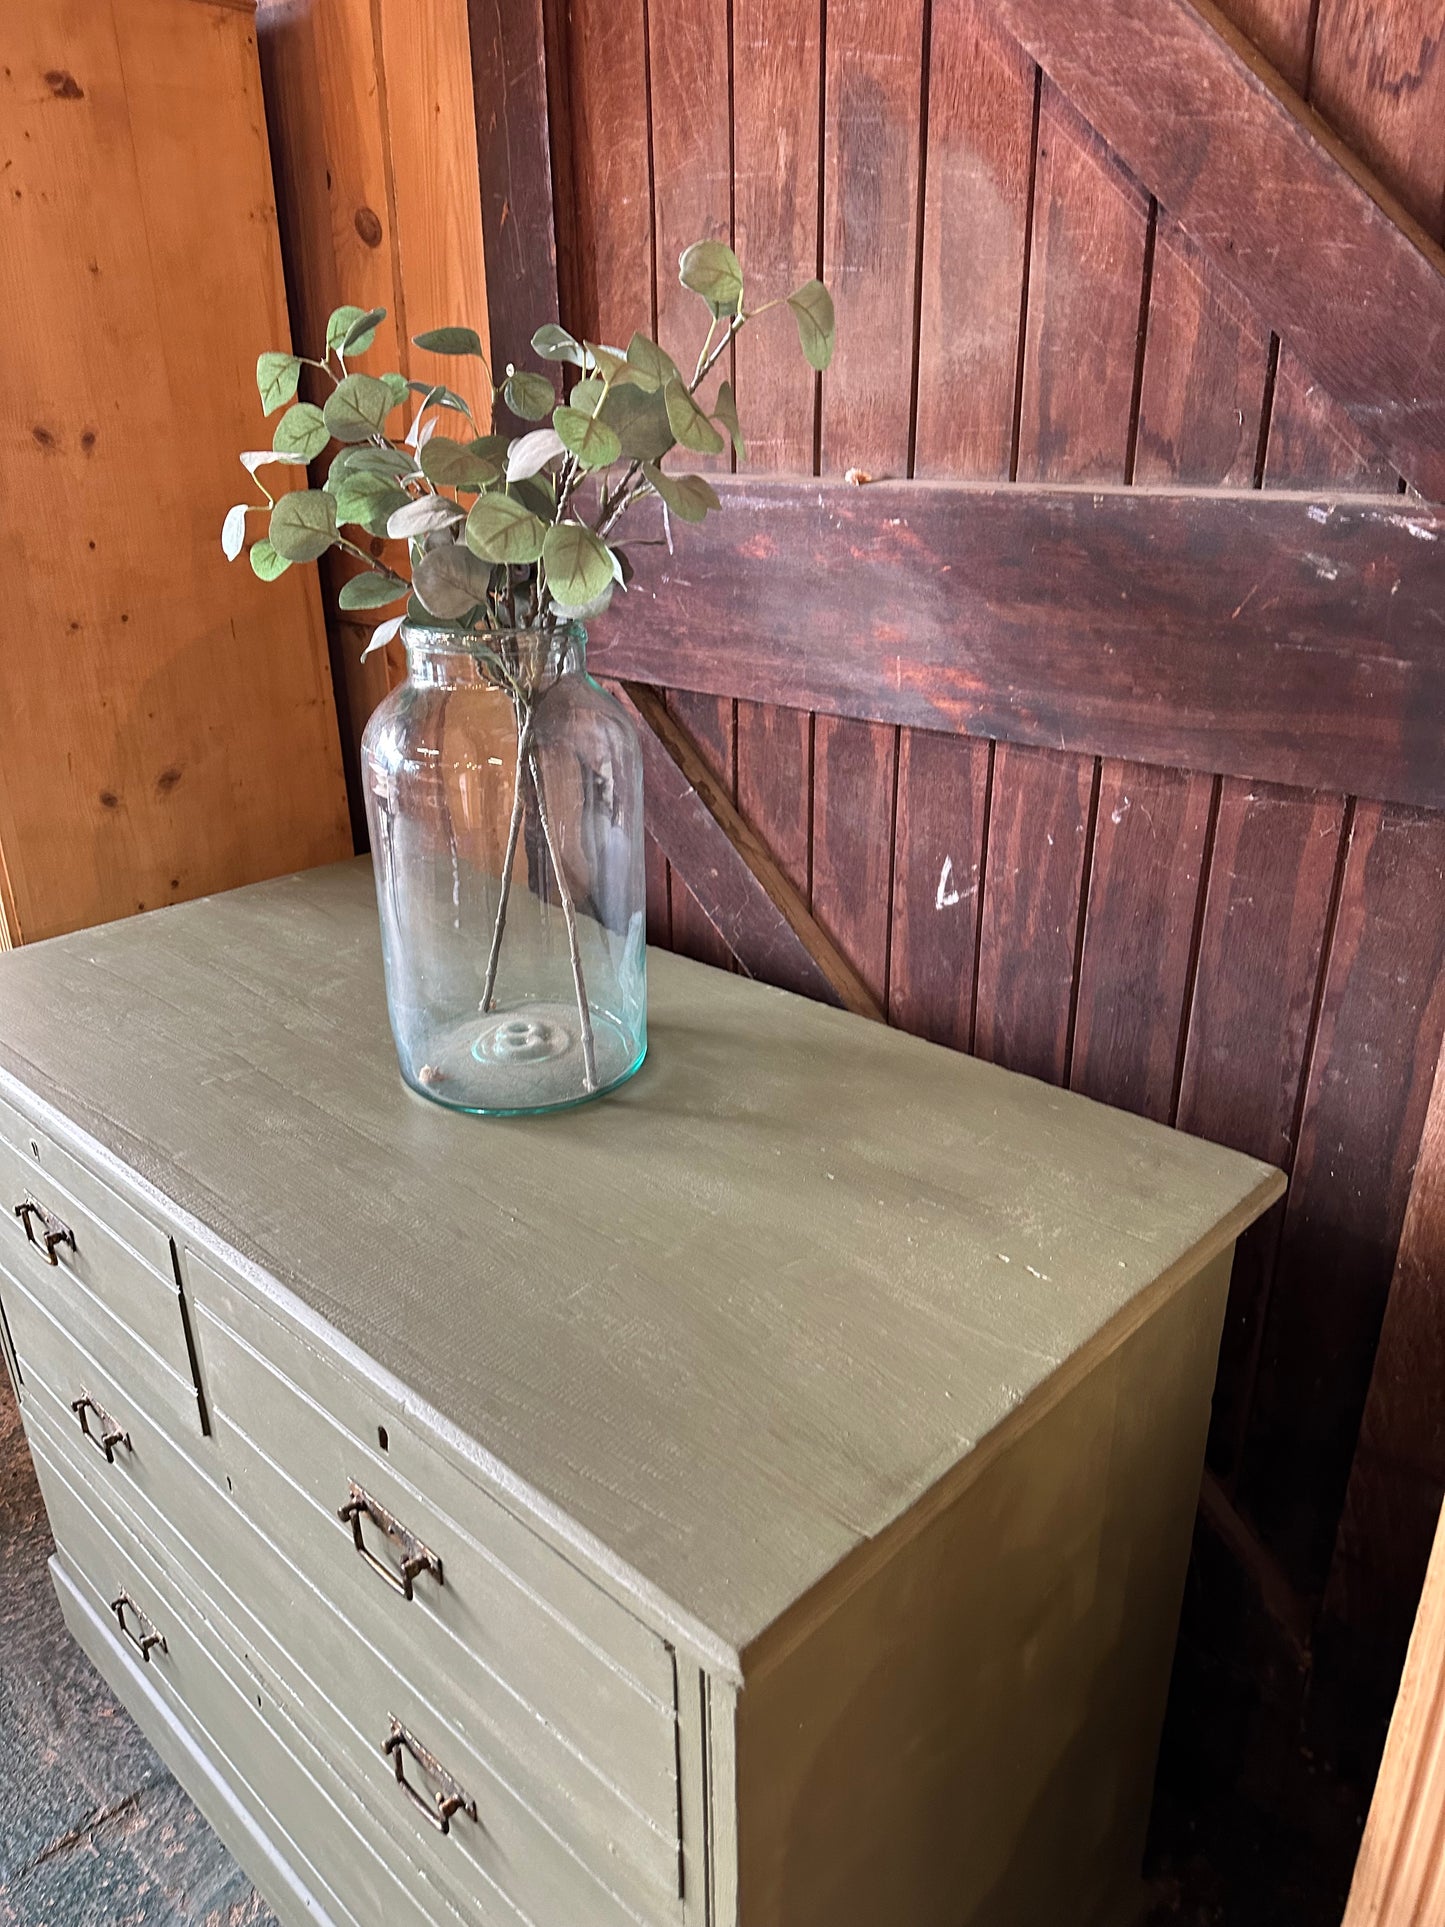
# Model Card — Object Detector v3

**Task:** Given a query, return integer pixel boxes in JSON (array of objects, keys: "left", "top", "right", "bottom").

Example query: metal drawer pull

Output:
[
  {"left": 110, "top": 1590, "right": 167, "bottom": 1663},
  {"left": 382, "top": 1718, "right": 476, "bottom": 1834},
  {"left": 13, "top": 1196, "right": 76, "bottom": 1266},
  {"left": 72, "top": 1392, "right": 131, "bottom": 1463},
  {"left": 337, "top": 1482, "right": 443, "bottom": 1600}
]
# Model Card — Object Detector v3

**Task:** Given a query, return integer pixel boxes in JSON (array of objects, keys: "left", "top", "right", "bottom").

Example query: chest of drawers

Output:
[{"left": 0, "top": 861, "right": 1282, "bottom": 1927}]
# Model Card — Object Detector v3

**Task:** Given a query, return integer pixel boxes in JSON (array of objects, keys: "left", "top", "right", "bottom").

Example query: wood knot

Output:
[
  {"left": 31, "top": 425, "right": 55, "bottom": 448},
  {"left": 354, "top": 205, "right": 384, "bottom": 248},
  {"left": 44, "top": 69, "right": 83, "bottom": 98},
  {"left": 155, "top": 767, "right": 182, "bottom": 795}
]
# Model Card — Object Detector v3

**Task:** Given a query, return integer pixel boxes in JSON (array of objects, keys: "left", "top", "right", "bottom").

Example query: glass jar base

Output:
[{"left": 401, "top": 1001, "right": 645, "bottom": 1115}]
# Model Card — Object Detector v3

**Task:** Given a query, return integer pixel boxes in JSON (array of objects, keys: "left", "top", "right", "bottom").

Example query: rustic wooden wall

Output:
[{"left": 461, "top": 0, "right": 1445, "bottom": 1762}]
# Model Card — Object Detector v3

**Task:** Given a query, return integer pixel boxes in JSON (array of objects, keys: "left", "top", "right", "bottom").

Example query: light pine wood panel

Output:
[{"left": 0, "top": 0, "right": 350, "bottom": 943}]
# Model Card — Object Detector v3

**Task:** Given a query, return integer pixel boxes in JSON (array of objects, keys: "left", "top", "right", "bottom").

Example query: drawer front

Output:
[
  {"left": 30, "top": 1421, "right": 489, "bottom": 1927},
  {"left": 18, "top": 1314, "right": 682, "bottom": 1921},
  {"left": 0, "top": 1119, "right": 202, "bottom": 1435},
  {"left": 190, "top": 1277, "right": 682, "bottom": 1831}
]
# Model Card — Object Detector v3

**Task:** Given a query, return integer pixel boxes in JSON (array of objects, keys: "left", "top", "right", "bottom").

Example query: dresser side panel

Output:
[{"left": 733, "top": 1248, "right": 1233, "bottom": 1927}]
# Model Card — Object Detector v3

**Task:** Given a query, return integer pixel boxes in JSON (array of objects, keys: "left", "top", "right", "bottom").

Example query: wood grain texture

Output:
[
  {"left": 736, "top": 703, "right": 812, "bottom": 901},
  {"left": 620, "top": 687, "right": 881, "bottom": 1017},
  {"left": 467, "top": 0, "right": 560, "bottom": 364},
  {"left": 1017, "top": 81, "right": 1149, "bottom": 484},
  {"left": 1340, "top": 1501, "right": 1445, "bottom": 1927},
  {"left": 0, "top": 860, "right": 1283, "bottom": 1660},
  {"left": 1266, "top": 344, "right": 1400, "bottom": 491},
  {"left": 1214, "top": 0, "right": 1316, "bottom": 92},
  {"left": 664, "top": 691, "right": 736, "bottom": 972},
  {"left": 987, "top": 0, "right": 1445, "bottom": 499},
  {"left": 1070, "top": 761, "right": 1214, "bottom": 1122},
  {"left": 0, "top": 0, "right": 350, "bottom": 942},
  {"left": 914, "top": 0, "right": 1036, "bottom": 480},
  {"left": 820, "top": 0, "right": 926, "bottom": 475},
  {"left": 588, "top": 479, "right": 1445, "bottom": 817},
  {"left": 888, "top": 730, "right": 990, "bottom": 1050},
  {"left": 1312, "top": 0, "right": 1445, "bottom": 240},
  {"left": 1327, "top": 1033, "right": 1445, "bottom": 1648},
  {"left": 1136, "top": 221, "right": 1271, "bottom": 487},
  {"left": 974, "top": 744, "right": 1095, "bottom": 1085},
  {"left": 1240, "top": 803, "right": 1445, "bottom": 1593},
  {"left": 810, "top": 718, "right": 898, "bottom": 1006},
  {"left": 1176, "top": 780, "right": 1347, "bottom": 1475},
  {"left": 562, "top": 0, "right": 651, "bottom": 345},
  {"left": 732, "top": 0, "right": 822, "bottom": 473}
]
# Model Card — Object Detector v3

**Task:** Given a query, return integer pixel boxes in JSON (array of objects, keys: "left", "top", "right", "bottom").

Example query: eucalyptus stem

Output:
[
  {"left": 481, "top": 701, "right": 533, "bottom": 1012},
  {"left": 528, "top": 744, "right": 598, "bottom": 1091}
]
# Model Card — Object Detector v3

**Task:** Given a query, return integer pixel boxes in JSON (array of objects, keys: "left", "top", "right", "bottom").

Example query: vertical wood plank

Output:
[
  {"left": 1069, "top": 762, "right": 1214, "bottom": 1122},
  {"left": 1266, "top": 347, "right": 1400, "bottom": 491},
  {"left": 1211, "top": 0, "right": 1316, "bottom": 92},
  {"left": 820, "top": 0, "right": 926, "bottom": 476},
  {"left": 467, "top": 0, "right": 560, "bottom": 364},
  {"left": 1015, "top": 83, "right": 1149, "bottom": 484},
  {"left": 1311, "top": 0, "right": 1445, "bottom": 239},
  {"left": 888, "top": 732, "right": 990, "bottom": 1050},
  {"left": 1135, "top": 221, "right": 1271, "bottom": 487},
  {"left": 668, "top": 691, "right": 735, "bottom": 969},
  {"left": 732, "top": 0, "right": 822, "bottom": 471},
  {"left": 1177, "top": 779, "right": 1346, "bottom": 1475},
  {"left": 736, "top": 704, "right": 812, "bottom": 899},
  {"left": 1239, "top": 804, "right": 1445, "bottom": 1592},
  {"left": 564, "top": 0, "right": 651, "bottom": 345},
  {"left": 913, "top": 0, "right": 1036, "bottom": 480},
  {"left": 811, "top": 718, "right": 898, "bottom": 1005},
  {"left": 974, "top": 744, "right": 1095, "bottom": 1085}
]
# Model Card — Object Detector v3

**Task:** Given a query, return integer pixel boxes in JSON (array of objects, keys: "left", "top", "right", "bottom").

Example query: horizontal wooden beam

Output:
[
  {"left": 616, "top": 684, "right": 885, "bottom": 1021},
  {"left": 985, "top": 0, "right": 1445, "bottom": 500},
  {"left": 587, "top": 479, "right": 1445, "bottom": 812}
]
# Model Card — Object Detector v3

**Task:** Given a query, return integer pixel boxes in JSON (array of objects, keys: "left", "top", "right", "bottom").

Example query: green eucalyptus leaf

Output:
[
  {"left": 553, "top": 405, "right": 621, "bottom": 472},
  {"left": 715, "top": 380, "right": 745, "bottom": 460},
  {"left": 272, "top": 402, "right": 329, "bottom": 459},
  {"left": 642, "top": 464, "right": 720, "bottom": 524},
  {"left": 380, "top": 371, "right": 411, "bottom": 410},
  {"left": 324, "top": 373, "right": 395, "bottom": 443},
  {"left": 338, "top": 572, "right": 407, "bottom": 611},
  {"left": 502, "top": 370, "right": 556, "bottom": 421},
  {"left": 509, "top": 476, "right": 554, "bottom": 520},
  {"left": 387, "top": 496, "right": 464, "bottom": 539},
  {"left": 625, "top": 333, "right": 681, "bottom": 393},
  {"left": 584, "top": 342, "right": 632, "bottom": 383},
  {"left": 332, "top": 471, "right": 409, "bottom": 535},
  {"left": 787, "top": 278, "right": 836, "bottom": 371},
  {"left": 326, "top": 305, "right": 369, "bottom": 352},
  {"left": 506, "top": 427, "right": 566, "bottom": 483},
  {"left": 600, "top": 383, "right": 675, "bottom": 462},
  {"left": 248, "top": 536, "right": 290, "bottom": 581},
  {"left": 330, "top": 446, "right": 416, "bottom": 481},
  {"left": 551, "top": 582, "right": 614, "bottom": 621},
  {"left": 541, "top": 521, "right": 614, "bottom": 608},
  {"left": 663, "top": 378, "right": 724, "bottom": 456},
  {"left": 412, "top": 326, "right": 486, "bottom": 357},
  {"left": 269, "top": 489, "right": 338, "bottom": 563},
  {"left": 568, "top": 376, "right": 607, "bottom": 414},
  {"left": 419, "top": 436, "right": 498, "bottom": 490},
  {"left": 464, "top": 492, "right": 546, "bottom": 565},
  {"left": 413, "top": 541, "right": 493, "bottom": 620},
  {"left": 256, "top": 352, "right": 301, "bottom": 415},
  {"left": 221, "top": 503, "right": 248, "bottom": 561},
  {"left": 678, "top": 240, "right": 744, "bottom": 316},
  {"left": 468, "top": 433, "right": 511, "bottom": 464},
  {"left": 342, "top": 306, "right": 386, "bottom": 354},
  {"left": 532, "top": 323, "right": 587, "bottom": 367}
]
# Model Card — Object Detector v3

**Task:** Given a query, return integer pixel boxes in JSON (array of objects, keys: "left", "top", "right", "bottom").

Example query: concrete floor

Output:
[{"left": 0, "top": 1379, "right": 275, "bottom": 1927}]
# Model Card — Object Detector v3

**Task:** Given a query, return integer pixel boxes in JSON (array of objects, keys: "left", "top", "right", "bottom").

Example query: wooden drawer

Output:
[
  {"left": 17, "top": 1297, "right": 683, "bottom": 1922},
  {"left": 0, "top": 1104, "right": 202, "bottom": 1435},
  {"left": 29, "top": 1421, "right": 480, "bottom": 1927},
  {"left": 189, "top": 1269, "right": 683, "bottom": 1835},
  {"left": 29, "top": 1392, "right": 672, "bottom": 1927}
]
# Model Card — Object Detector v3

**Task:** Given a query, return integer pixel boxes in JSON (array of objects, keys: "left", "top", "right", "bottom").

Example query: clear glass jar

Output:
[{"left": 361, "top": 624, "right": 646, "bottom": 1114}]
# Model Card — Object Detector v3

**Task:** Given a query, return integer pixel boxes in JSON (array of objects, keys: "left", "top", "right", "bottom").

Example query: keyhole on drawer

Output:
[{"left": 377, "top": 1425, "right": 389, "bottom": 1453}]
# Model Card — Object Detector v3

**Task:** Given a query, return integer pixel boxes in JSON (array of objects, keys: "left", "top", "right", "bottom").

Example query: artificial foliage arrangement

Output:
[{"left": 223, "top": 241, "right": 834, "bottom": 1116}]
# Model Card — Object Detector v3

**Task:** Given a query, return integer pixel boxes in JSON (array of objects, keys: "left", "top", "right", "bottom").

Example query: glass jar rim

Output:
[{"left": 399, "top": 619, "right": 586, "bottom": 656}]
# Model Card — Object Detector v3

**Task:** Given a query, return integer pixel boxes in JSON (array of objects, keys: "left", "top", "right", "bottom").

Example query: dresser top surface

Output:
[{"left": 0, "top": 861, "right": 1281, "bottom": 1660}]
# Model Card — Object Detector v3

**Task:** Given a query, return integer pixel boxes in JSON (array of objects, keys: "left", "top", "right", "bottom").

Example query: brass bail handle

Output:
[
  {"left": 110, "top": 1590, "right": 167, "bottom": 1663},
  {"left": 337, "top": 1481, "right": 443, "bottom": 1600},
  {"left": 13, "top": 1196, "right": 76, "bottom": 1266},
  {"left": 72, "top": 1392, "right": 132, "bottom": 1463},
  {"left": 382, "top": 1718, "right": 477, "bottom": 1835}
]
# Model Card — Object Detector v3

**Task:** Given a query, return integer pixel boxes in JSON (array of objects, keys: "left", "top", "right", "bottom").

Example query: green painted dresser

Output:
[{"left": 0, "top": 861, "right": 1283, "bottom": 1927}]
